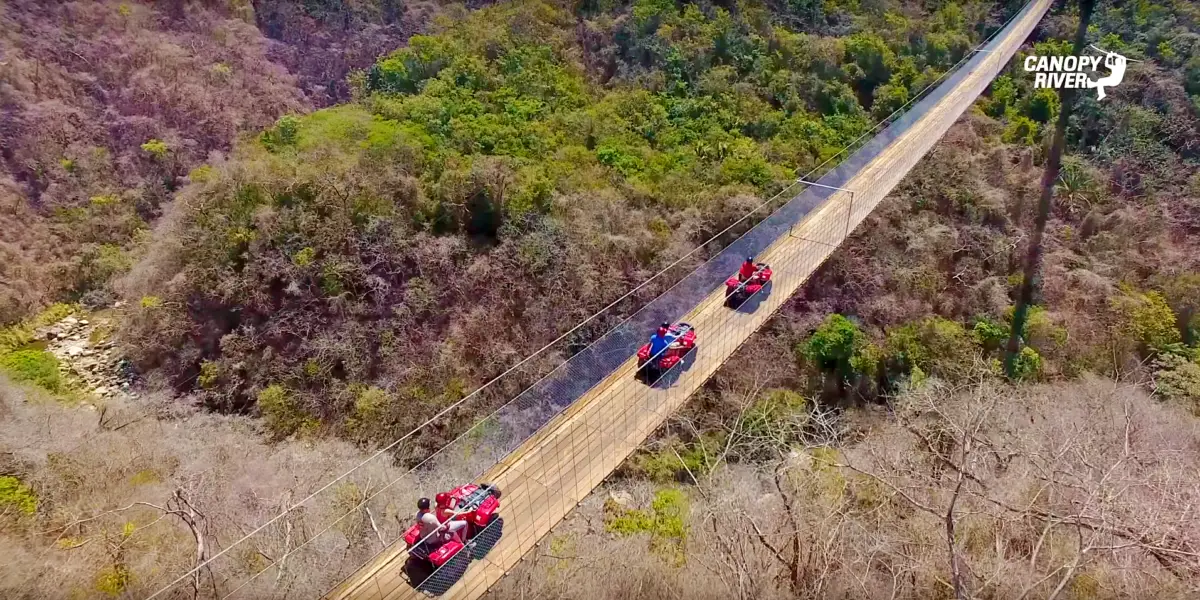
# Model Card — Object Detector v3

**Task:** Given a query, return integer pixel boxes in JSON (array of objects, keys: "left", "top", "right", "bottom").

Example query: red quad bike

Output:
[
  {"left": 636, "top": 322, "right": 696, "bottom": 383},
  {"left": 725, "top": 263, "right": 772, "bottom": 308},
  {"left": 402, "top": 483, "right": 504, "bottom": 596}
]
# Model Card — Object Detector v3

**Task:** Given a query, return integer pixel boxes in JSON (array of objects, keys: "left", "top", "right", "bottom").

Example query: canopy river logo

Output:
[{"left": 1022, "top": 45, "right": 1129, "bottom": 100}]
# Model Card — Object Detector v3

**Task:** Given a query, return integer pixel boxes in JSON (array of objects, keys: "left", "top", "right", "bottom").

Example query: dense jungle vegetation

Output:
[{"left": 1, "top": 0, "right": 1198, "bottom": 597}]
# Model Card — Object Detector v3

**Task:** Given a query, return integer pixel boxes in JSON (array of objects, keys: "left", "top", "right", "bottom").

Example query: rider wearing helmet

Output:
[
  {"left": 648, "top": 322, "right": 678, "bottom": 360},
  {"left": 435, "top": 493, "right": 456, "bottom": 522},
  {"left": 738, "top": 256, "right": 759, "bottom": 282},
  {"left": 432, "top": 492, "right": 469, "bottom": 544},
  {"left": 415, "top": 497, "right": 442, "bottom": 546}
]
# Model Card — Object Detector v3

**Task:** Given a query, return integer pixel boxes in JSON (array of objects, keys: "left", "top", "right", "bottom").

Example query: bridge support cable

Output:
[
  {"left": 788, "top": 179, "right": 858, "bottom": 245},
  {"left": 318, "top": 1, "right": 1052, "bottom": 599}
]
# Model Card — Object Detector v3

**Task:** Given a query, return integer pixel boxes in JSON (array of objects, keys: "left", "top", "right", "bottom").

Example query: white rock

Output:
[
  {"left": 608, "top": 491, "right": 634, "bottom": 508},
  {"left": 63, "top": 317, "right": 78, "bottom": 325},
  {"left": 65, "top": 346, "right": 85, "bottom": 357},
  {"left": 79, "top": 320, "right": 89, "bottom": 326}
]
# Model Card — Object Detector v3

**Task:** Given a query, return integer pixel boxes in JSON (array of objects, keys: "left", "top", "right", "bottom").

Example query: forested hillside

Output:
[
  {"left": 117, "top": 0, "right": 1019, "bottom": 446},
  {"left": 0, "top": 0, "right": 434, "bottom": 323},
  {"left": 1, "top": 0, "right": 1199, "bottom": 597}
]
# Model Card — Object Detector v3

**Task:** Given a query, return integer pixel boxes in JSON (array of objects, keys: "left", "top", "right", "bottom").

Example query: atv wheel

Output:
[
  {"left": 470, "top": 515, "right": 504, "bottom": 560},
  {"left": 635, "top": 359, "right": 653, "bottom": 383},
  {"left": 727, "top": 290, "right": 747, "bottom": 308},
  {"left": 640, "top": 364, "right": 661, "bottom": 384},
  {"left": 403, "top": 555, "right": 433, "bottom": 588},
  {"left": 414, "top": 549, "right": 471, "bottom": 596}
]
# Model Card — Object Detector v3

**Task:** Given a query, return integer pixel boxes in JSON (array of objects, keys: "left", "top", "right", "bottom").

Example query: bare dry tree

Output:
[
  {"left": 490, "top": 377, "right": 1200, "bottom": 600},
  {"left": 837, "top": 376, "right": 1200, "bottom": 598}
]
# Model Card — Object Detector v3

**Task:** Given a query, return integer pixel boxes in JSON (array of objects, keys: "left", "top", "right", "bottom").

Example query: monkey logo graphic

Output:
[{"left": 1085, "top": 45, "right": 1127, "bottom": 100}]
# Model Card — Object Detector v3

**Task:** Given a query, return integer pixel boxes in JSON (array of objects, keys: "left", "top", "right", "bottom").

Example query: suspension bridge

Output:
[
  {"left": 321, "top": 0, "right": 1052, "bottom": 596},
  {"left": 144, "top": 0, "right": 1053, "bottom": 597}
]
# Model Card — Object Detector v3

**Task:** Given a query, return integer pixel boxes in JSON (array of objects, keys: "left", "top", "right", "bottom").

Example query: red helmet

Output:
[
  {"left": 658, "top": 322, "right": 670, "bottom": 335},
  {"left": 435, "top": 492, "right": 451, "bottom": 508}
]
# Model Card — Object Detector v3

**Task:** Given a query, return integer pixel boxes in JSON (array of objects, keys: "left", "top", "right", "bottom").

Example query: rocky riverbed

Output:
[{"left": 36, "top": 311, "right": 136, "bottom": 403}]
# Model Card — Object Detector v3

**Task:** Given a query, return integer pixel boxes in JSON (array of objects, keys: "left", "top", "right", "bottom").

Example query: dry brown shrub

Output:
[
  {"left": 1, "top": 0, "right": 307, "bottom": 208},
  {"left": 0, "top": 376, "right": 407, "bottom": 599},
  {"left": 0, "top": 180, "right": 65, "bottom": 323},
  {"left": 0, "top": 0, "right": 310, "bottom": 320},
  {"left": 493, "top": 377, "right": 1200, "bottom": 600}
]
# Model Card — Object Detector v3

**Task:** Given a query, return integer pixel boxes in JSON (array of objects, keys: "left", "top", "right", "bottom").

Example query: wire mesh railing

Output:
[{"left": 141, "top": 0, "right": 1049, "bottom": 597}]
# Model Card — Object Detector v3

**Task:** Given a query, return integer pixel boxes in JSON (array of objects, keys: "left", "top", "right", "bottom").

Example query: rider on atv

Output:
[
  {"left": 403, "top": 483, "right": 504, "bottom": 596},
  {"left": 726, "top": 256, "right": 772, "bottom": 308},
  {"left": 418, "top": 495, "right": 467, "bottom": 546},
  {"left": 738, "top": 256, "right": 759, "bottom": 282},
  {"left": 414, "top": 497, "right": 467, "bottom": 550},
  {"left": 648, "top": 322, "right": 679, "bottom": 359},
  {"left": 416, "top": 498, "right": 440, "bottom": 541},
  {"left": 637, "top": 321, "right": 696, "bottom": 383}
]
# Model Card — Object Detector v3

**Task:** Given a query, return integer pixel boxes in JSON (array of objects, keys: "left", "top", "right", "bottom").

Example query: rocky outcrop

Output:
[{"left": 36, "top": 311, "right": 136, "bottom": 402}]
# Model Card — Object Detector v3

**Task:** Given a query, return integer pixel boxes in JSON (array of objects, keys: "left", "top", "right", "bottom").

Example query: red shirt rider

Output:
[
  {"left": 434, "top": 492, "right": 467, "bottom": 544},
  {"left": 738, "top": 257, "right": 758, "bottom": 282}
]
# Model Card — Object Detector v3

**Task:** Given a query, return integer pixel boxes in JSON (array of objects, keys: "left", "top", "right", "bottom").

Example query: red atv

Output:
[
  {"left": 636, "top": 322, "right": 696, "bottom": 383},
  {"left": 402, "top": 483, "right": 503, "bottom": 596},
  {"left": 725, "top": 263, "right": 772, "bottom": 308}
]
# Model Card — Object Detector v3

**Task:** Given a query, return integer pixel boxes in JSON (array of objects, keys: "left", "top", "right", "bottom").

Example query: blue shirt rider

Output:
[{"left": 648, "top": 322, "right": 679, "bottom": 360}]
